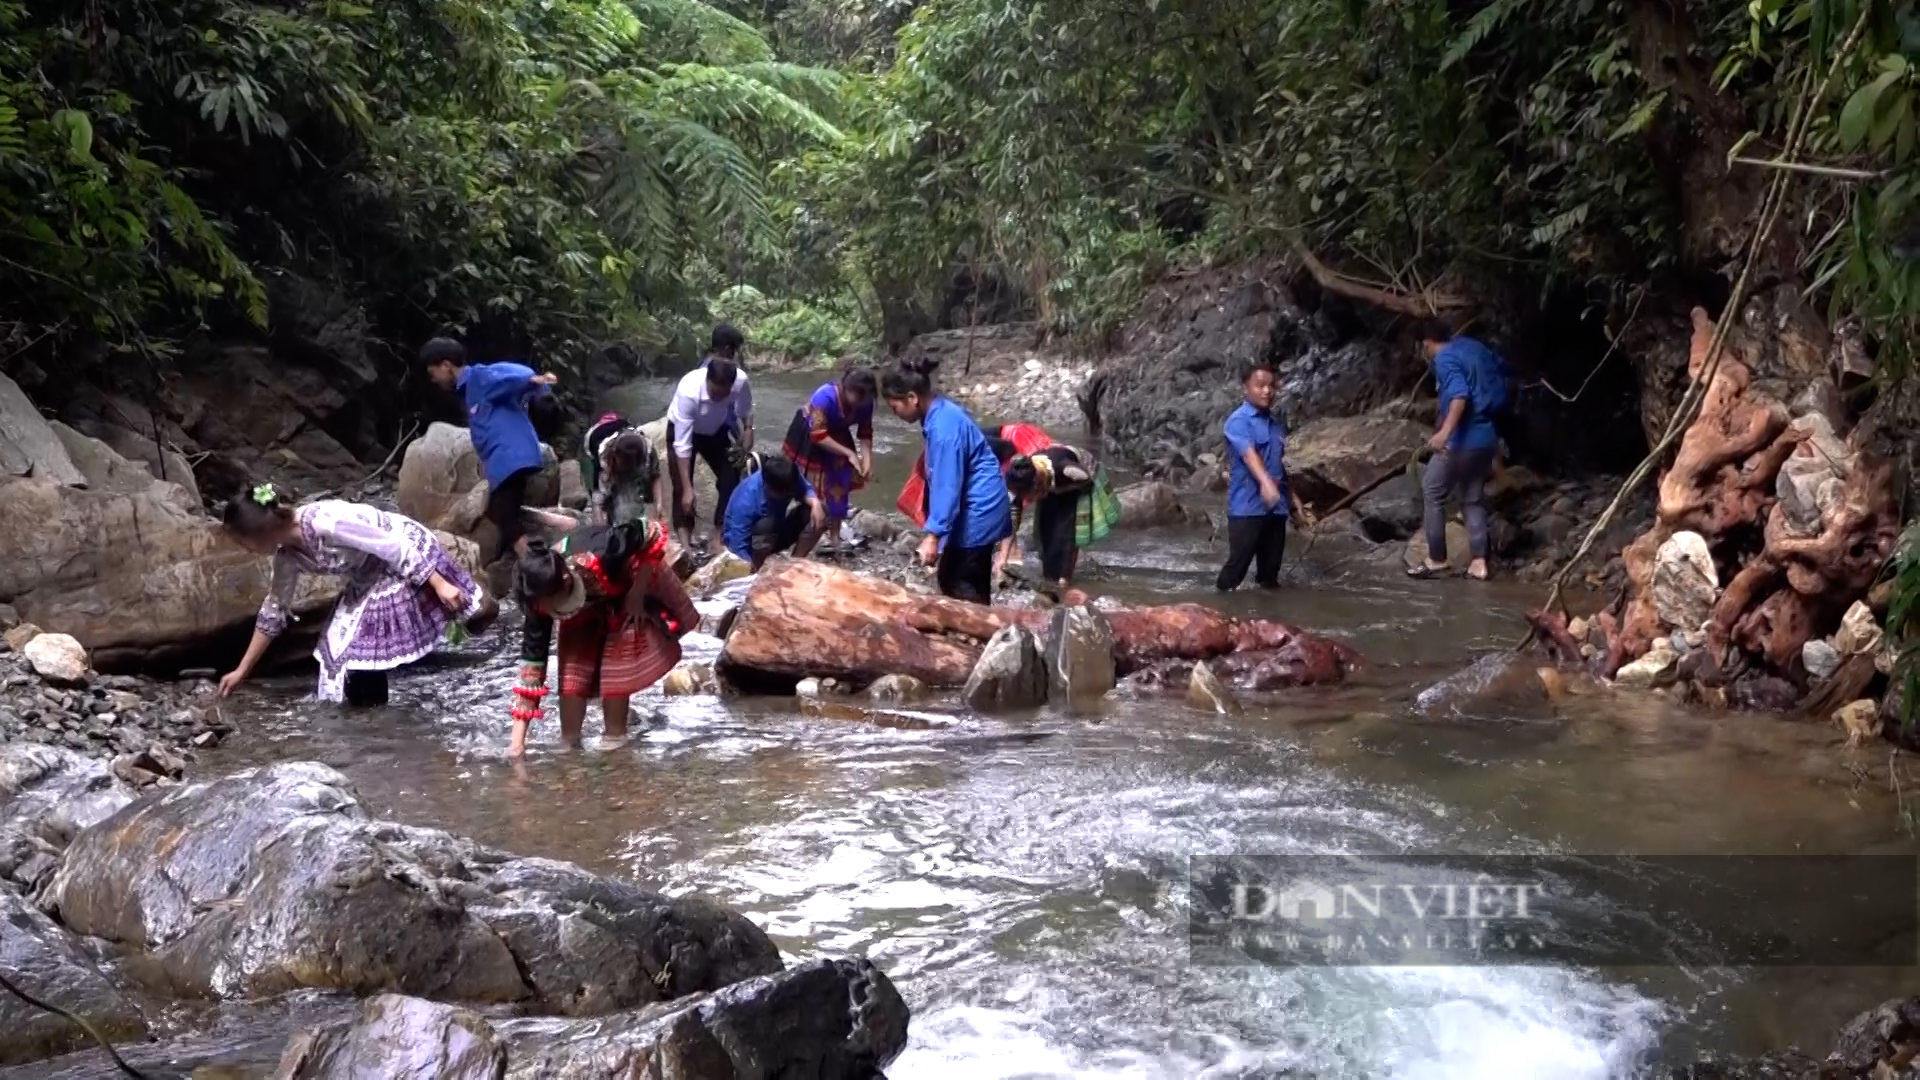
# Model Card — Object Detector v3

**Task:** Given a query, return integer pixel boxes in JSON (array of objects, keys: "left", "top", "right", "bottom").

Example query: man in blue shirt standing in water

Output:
[
  {"left": 1410, "top": 319, "right": 1502, "bottom": 581},
  {"left": 1217, "top": 361, "right": 1305, "bottom": 591},
  {"left": 422, "top": 338, "right": 556, "bottom": 565}
]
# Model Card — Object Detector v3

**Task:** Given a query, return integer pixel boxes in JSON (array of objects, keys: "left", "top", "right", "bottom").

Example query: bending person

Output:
[
  {"left": 508, "top": 519, "right": 697, "bottom": 757},
  {"left": 664, "top": 356, "right": 753, "bottom": 557},
  {"left": 219, "top": 483, "right": 495, "bottom": 705},
  {"left": 999, "top": 443, "right": 1121, "bottom": 597},
  {"left": 880, "top": 359, "right": 1012, "bottom": 603},
  {"left": 783, "top": 367, "right": 876, "bottom": 547},
  {"left": 724, "top": 455, "right": 826, "bottom": 570}
]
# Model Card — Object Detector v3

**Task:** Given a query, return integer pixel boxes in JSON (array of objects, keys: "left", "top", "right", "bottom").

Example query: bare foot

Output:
[{"left": 1466, "top": 560, "right": 1490, "bottom": 580}]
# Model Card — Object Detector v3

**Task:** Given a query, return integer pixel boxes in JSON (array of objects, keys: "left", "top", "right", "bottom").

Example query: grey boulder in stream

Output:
[
  {"left": 274, "top": 958, "right": 909, "bottom": 1079},
  {"left": 42, "top": 761, "right": 783, "bottom": 1011}
]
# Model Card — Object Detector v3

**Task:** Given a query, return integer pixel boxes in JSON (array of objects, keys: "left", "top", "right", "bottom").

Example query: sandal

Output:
[{"left": 1405, "top": 563, "right": 1448, "bottom": 579}]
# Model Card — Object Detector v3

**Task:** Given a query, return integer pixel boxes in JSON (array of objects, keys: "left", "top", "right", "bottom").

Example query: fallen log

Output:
[{"left": 717, "top": 559, "right": 1360, "bottom": 690}]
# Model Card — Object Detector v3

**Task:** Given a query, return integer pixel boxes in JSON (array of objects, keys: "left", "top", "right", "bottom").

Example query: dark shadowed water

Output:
[{"left": 8, "top": 371, "right": 1916, "bottom": 1080}]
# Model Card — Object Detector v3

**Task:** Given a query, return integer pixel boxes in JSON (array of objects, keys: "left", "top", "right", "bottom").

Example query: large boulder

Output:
[
  {"left": 49, "top": 420, "right": 176, "bottom": 497},
  {"left": 500, "top": 958, "right": 909, "bottom": 1079},
  {"left": 962, "top": 625, "right": 1048, "bottom": 713},
  {"left": 1650, "top": 531, "right": 1719, "bottom": 633},
  {"left": 1285, "top": 414, "right": 1428, "bottom": 508},
  {"left": 397, "top": 422, "right": 561, "bottom": 546},
  {"left": 274, "top": 959, "right": 909, "bottom": 1080},
  {"left": 0, "top": 888, "right": 149, "bottom": 1067},
  {"left": 1046, "top": 605, "right": 1115, "bottom": 706},
  {"left": 43, "top": 762, "right": 782, "bottom": 1008},
  {"left": 0, "top": 373, "right": 86, "bottom": 487},
  {"left": 1353, "top": 471, "right": 1423, "bottom": 542}
]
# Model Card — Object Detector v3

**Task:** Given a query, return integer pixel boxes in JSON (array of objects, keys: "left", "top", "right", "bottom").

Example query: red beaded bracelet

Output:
[
  {"left": 510, "top": 684, "right": 549, "bottom": 701},
  {"left": 511, "top": 705, "right": 543, "bottom": 722}
]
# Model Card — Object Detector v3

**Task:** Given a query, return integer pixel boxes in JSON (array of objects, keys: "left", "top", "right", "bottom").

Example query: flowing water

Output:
[{"left": 9, "top": 370, "right": 1917, "bottom": 1079}]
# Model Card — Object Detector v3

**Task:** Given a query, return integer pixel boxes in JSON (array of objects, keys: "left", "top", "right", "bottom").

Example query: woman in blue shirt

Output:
[
  {"left": 1218, "top": 362, "right": 1306, "bottom": 590},
  {"left": 880, "top": 359, "right": 1012, "bottom": 603}
]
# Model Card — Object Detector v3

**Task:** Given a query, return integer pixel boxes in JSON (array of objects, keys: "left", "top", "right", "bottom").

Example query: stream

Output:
[{"left": 7, "top": 369, "right": 1916, "bottom": 1079}]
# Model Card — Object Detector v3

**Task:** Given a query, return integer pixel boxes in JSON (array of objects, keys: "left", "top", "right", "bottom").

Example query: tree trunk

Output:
[{"left": 717, "top": 559, "right": 1361, "bottom": 690}]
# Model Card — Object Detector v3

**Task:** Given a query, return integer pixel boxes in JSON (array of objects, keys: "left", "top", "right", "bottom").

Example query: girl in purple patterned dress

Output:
[
  {"left": 216, "top": 484, "right": 495, "bottom": 705},
  {"left": 781, "top": 368, "right": 876, "bottom": 546}
]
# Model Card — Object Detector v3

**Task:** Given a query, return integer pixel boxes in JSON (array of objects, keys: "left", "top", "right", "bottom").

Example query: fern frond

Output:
[
  {"left": 642, "top": 64, "right": 844, "bottom": 144},
  {"left": 625, "top": 0, "right": 773, "bottom": 65},
  {"left": 1440, "top": 0, "right": 1529, "bottom": 71}
]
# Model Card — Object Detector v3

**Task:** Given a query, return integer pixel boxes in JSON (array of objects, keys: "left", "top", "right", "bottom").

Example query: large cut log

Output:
[{"left": 717, "top": 559, "right": 1360, "bottom": 689}]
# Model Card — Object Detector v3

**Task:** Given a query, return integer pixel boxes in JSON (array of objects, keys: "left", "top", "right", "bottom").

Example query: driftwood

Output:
[
  {"left": 1546, "top": 307, "right": 1898, "bottom": 694},
  {"left": 717, "top": 559, "right": 1361, "bottom": 689}
]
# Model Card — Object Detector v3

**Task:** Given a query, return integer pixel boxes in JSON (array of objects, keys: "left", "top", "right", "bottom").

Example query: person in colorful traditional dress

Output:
[
  {"left": 996, "top": 443, "right": 1122, "bottom": 598},
  {"left": 506, "top": 518, "right": 697, "bottom": 757},
  {"left": 580, "top": 412, "right": 666, "bottom": 526},
  {"left": 782, "top": 367, "right": 876, "bottom": 548},
  {"left": 218, "top": 483, "right": 495, "bottom": 706}
]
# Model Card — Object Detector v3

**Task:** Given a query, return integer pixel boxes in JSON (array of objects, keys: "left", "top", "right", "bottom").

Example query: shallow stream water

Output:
[{"left": 8, "top": 370, "right": 1917, "bottom": 1079}]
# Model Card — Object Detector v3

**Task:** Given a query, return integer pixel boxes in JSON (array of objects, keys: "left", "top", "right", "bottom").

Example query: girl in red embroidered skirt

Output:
[{"left": 506, "top": 519, "right": 698, "bottom": 757}]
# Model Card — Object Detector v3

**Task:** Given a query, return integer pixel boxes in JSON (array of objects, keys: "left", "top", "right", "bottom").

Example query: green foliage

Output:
[{"left": 0, "top": 0, "right": 840, "bottom": 365}]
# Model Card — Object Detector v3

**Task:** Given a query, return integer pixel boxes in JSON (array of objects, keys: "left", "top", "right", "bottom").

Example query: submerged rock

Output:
[
  {"left": 962, "top": 625, "right": 1047, "bottom": 713},
  {"left": 866, "top": 674, "right": 928, "bottom": 704},
  {"left": 44, "top": 762, "right": 781, "bottom": 1009},
  {"left": 1046, "top": 605, "right": 1115, "bottom": 706},
  {"left": 0, "top": 887, "right": 149, "bottom": 1067}
]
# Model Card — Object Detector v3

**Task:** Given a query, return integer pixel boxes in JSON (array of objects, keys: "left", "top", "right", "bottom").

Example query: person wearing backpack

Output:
[{"left": 1410, "top": 319, "right": 1506, "bottom": 581}]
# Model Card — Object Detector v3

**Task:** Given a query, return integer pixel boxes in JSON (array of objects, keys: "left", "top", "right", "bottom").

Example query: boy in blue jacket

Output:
[
  {"left": 880, "top": 359, "right": 1012, "bottom": 603},
  {"left": 1411, "top": 320, "right": 1503, "bottom": 581},
  {"left": 422, "top": 338, "right": 556, "bottom": 564}
]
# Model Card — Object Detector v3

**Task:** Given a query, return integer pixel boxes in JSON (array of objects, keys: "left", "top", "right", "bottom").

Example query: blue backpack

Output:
[{"left": 1465, "top": 340, "right": 1513, "bottom": 420}]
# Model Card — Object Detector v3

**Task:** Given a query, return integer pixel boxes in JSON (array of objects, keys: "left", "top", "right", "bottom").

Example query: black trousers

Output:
[
  {"left": 1216, "top": 514, "right": 1288, "bottom": 591},
  {"left": 344, "top": 670, "right": 389, "bottom": 707},
  {"left": 749, "top": 502, "right": 810, "bottom": 567},
  {"left": 667, "top": 422, "right": 741, "bottom": 532},
  {"left": 485, "top": 465, "right": 543, "bottom": 565},
  {"left": 937, "top": 542, "right": 996, "bottom": 603},
  {"left": 1033, "top": 492, "right": 1079, "bottom": 582}
]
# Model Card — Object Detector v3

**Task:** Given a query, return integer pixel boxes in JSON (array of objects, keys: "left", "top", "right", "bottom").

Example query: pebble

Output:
[{"left": 0, "top": 649, "right": 208, "bottom": 768}]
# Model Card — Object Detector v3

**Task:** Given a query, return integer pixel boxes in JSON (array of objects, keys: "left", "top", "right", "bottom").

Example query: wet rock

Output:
[
  {"left": 274, "top": 994, "right": 505, "bottom": 1080},
  {"left": 1835, "top": 699, "right": 1881, "bottom": 748},
  {"left": 1774, "top": 414, "right": 1849, "bottom": 539},
  {"left": 663, "top": 664, "right": 719, "bottom": 697},
  {"left": 1827, "top": 995, "right": 1920, "bottom": 1076},
  {"left": 1651, "top": 531, "right": 1718, "bottom": 633},
  {"left": 867, "top": 674, "right": 928, "bottom": 705},
  {"left": 0, "top": 888, "right": 149, "bottom": 1067},
  {"left": 500, "top": 957, "right": 909, "bottom": 1079},
  {"left": 4, "top": 623, "right": 42, "bottom": 652},
  {"left": 1353, "top": 472, "right": 1422, "bottom": 542},
  {"left": 1414, "top": 653, "right": 1554, "bottom": 719},
  {"left": 0, "top": 373, "right": 86, "bottom": 486},
  {"left": 23, "top": 633, "right": 89, "bottom": 686},
  {"left": 848, "top": 508, "right": 906, "bottom": 544},
  {"left": 1615, "top": 645, "right": 1679, "bottom": 690},
  {"left": 962, "top": 625, "right": 1047, "bottom": 713},
  {"left": 1185, "top": 661, "right": 1240, "bottom": 714},
  {"left": 0, "top": 603, "right": 16, "bottom": 631},
  {"left": 1045, "top": 605, "right": 1115, "bottom": 706},
  {"left": 689, "top": 551, "right": 753, "bottom": 597},
  {"left": 795, "top": 677, "right": 822, "bottom": 698},
  {"left": 1802, "top": 639, "right": 1841, "bottom": 682},
  {"left": 700, "top": 602, "right": 741, "bottom": 640},
  {"left": 1403, "top": 522, "right": 1472, "bottom": 571},
  {"left": 1114, "top": 480, "right": 1188, "bottom": 529},
  {"left": 44, "top": 762, "right": 782, "bottom": 1009},
  {"left": 1835, "top": 600, "right": 1882, "bottom": 657},
  {"left": 1285, "top": 414, "right": 1427, "bottom": 507}
]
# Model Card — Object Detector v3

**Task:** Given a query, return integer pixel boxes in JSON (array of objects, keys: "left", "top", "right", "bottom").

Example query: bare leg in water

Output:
[
  {"left": 601, "top": 695, "right": 632, "bottom": 744},
  {"left": 558, "top": 695, "right": 589, "bottom": 749}
]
